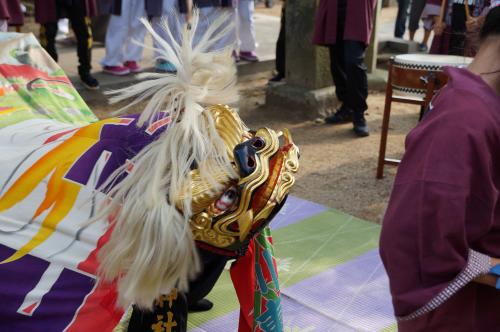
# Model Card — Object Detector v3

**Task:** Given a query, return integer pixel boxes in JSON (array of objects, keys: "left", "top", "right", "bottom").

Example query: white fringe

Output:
[{"left": 95, "top": 9, "right": 239, "bottom": 309}]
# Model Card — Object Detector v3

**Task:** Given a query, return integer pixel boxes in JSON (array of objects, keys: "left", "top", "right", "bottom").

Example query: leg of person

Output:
[
  {"left": 100, "top": 0, "right": 132, "bottom": 75},
  {"left": 68, "top": 0, "right": 99, "bottom": 89},
  {"left": 409, "top": 0, "right": 426, "bottom": 41},
  {"left": 0, "top": 19, "right": 7, "bottom": 32},
  {"left": 269, "top": 4, "right": 285, "bottom": 83},
  {"left": 39, "top": 23, "right": 58, "bottom": 62},
  {"left": 238, "top": 0, "right": 258, "bottom": 61},
  {"left": 394, "top": 0, "right": 410, "bottom": 38},
  {"left": 421, "top": 28, "right": 432, "bottom": 50},
  {"left": 127, "top": 289, "right": 188, "bottom": 332},
  {"left": 409, "top": 30, "right": 416, "bottom": 41},
  {"left": 186, "top": 249, "right": 229, "bottom": 312},
  {"left": 153, "top": 0, "right": 178, "bottom": 73},
  {"left": 123, "top": 0, "right": 147, "bottom": 73},
  {"left": 324, "top": 41, "right": 352, "bottom": 124},
  {"left": 325, "top": 0, "right": 352, "bottom": 124},
  {"left": 449, "top": 3, "right": 467, "bottom": 55},
  {"left": 199, "top": 6, "right": 236, "bottom": 52},
  {"left": 343, "top": 40, "right": 369, "bottom": 137}
]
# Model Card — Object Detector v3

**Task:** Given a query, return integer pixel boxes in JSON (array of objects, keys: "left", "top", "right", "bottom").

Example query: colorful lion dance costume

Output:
[{"left": 0, "top": 10, "right": 298, "bottom": 332}]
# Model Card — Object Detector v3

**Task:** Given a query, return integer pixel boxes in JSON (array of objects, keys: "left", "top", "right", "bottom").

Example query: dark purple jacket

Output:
[
  {"left": 313, "top": 0, "right": 377, "bottom": 46},
  {"left": 380, "top": 67, "right": 500, "bottom": 331},
  {"left": 178, "top": 0, "right": 233, "bottom": 13},
  {"left": 34, "top": 0, "right": 98, "bottom": 24},
  {"left": 97, "top": 0, "right": 162, "bottom": 16},
  {"left": 0, "top": 0, "right": 6, "bottom": 20},
  {"left": 0, "top": 0, "right": 23, "bottom": 25}
]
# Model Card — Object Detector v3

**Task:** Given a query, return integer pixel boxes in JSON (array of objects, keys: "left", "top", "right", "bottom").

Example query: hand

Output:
[
  {"left": 475, "top": 274, "right": 499, "bottom": 288},
  {"left": 434, "top": 21, "right": 446, "bottom": 36},
  {"left": 473, "top": 257, "right": 500, "bottom": 288},
  {"left": 491, "top": 257, "right": 500, "bottom": 267}
]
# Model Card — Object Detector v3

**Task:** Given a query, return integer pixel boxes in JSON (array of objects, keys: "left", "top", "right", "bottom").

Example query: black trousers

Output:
[
  {"left": 275, "top": 5, "right": 286, "bottom": 77},
  {"left": 39, "top": 0, "right": 93, "bottom": 75},
  {"left": 329, "top": 41, "right": 368, "bottom": 114},
  {"left": 395, "top": 0, "right": 410, "bottom": 38},
  {"left": 448, "top": 3, "right": 469, "bottom": 56},
  {"left": 329, "top": 0, "right": 368, "bottom": 115},
  {"left": 409, "top": 0, "right": 426, "bottom": 32},
  {"left": 127, "top": 249, "right": 229, "bottom": 332}
]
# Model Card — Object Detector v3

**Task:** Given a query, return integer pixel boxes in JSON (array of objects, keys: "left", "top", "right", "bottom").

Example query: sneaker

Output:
[
  {"left": 80, "top": 72, "right": 100, "bottom": 90},
  {"left": 269, "top": 73, "right": 284, "bottom": 83},
  {"left": 239, "top": 51, "right": 259, "bottom": 62},
  {"left": 324, "top": 106, "right": 353, "bottom": 124},
  {"left": 418, "top": 43, "right": 428, "bottom": 53},
  {"left": 103, "top": 65, "right": 130, "bottom": 76},
  {"left": 188, "top": 299, "right": 214, "bottom": 313},
  {"left": 155, "top": 60, "right": 177, "bottom": 73},
  {"left": 352, "top": 112, "right": 369, "bottom": 137},
  {"left": 353, "top": 123, "right": 370, "bottom": 137},
  {"left": 124, "top": 60, "right": 141, "bottom": 73}
]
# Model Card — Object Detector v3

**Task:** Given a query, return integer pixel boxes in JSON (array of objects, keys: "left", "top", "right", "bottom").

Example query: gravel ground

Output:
[{"left": 89, "top": 75, "right": 422, "bottom": 224}]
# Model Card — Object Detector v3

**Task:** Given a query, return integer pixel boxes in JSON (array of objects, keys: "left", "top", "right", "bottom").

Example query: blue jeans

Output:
[{"left": 395, "top": 0, "right": 411, "bottom": 38}]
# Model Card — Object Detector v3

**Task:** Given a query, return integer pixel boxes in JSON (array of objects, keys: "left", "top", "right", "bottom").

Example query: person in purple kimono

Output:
[
  {"left": 380, "top": 7, "right": 500, "bottom": 331},
  {"left": 35, "top": 0, "right": 100, "bottom": 90},
  {"left": 313, "top": 0, "right": 377, "bottom": 137},
  {"left": 0, "top": 0, "right": 23, "bottom": 32}
]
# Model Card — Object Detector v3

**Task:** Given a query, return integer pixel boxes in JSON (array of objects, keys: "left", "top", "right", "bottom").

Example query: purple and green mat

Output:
[{"left": 187, "top": 196, "right": 398, "bottom": 332}]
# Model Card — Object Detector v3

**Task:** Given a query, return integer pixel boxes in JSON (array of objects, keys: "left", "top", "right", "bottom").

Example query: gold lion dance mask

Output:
[{"left": 184, "top": 105, "right": 299, "bottom": 255}]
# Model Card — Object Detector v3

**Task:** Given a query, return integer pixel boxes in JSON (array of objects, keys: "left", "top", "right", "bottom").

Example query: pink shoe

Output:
[
  {"left": 239, "top": 51, "right": 259, "bottom": 62},
  {"left": 124, "top": 61, "right": 141, "bottom": 73},
  {"left": 103, "top": 65, "right": 130, "bottom": 76}
]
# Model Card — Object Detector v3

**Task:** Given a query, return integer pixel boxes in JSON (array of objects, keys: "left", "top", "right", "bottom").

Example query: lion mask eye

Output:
[{"left": 215, "top": 185, "right": 239, "bottom": 212}]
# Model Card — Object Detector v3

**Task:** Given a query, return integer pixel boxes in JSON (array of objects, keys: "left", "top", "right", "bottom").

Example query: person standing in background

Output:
[
  {"left": 99, "top": 0, "right": 160, "bottom": 75},
  {"left": 380, "top": 7, "right": 500, "bottom": 330},
  {"left": 268, "top": 0, "right": 285, "bottom": 83},
  {"left": 35, "top": 0, "right": 100, "bottom": 90},
  {"left": 152, "top": 0, "right": 235, "bottom": 73},
  {"left": 395, "top": 0, "right": 411, "bottom": 38},
  {"left": 408, "top": 0, "right": 432, "bottom": 51},
  {"left": 314, "top": 0, "right": 377, "bottom": 137},
  {"left": 0, "top": 2, "right": 9, "bottom": 32},
  {"left": 0, "top": 0, "right": 23, "bottom": 32},
  {"left": 237, "top": 0, "right": 258, "bottom": 62}
]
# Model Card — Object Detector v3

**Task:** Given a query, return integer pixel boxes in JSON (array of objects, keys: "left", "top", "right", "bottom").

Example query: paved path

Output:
[{"left": 57, "top": 13, "right": 280, "bottom": 93}]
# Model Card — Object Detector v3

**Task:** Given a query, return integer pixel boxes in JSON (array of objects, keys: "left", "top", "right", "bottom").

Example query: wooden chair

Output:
[{"left": 376, "top": 56, "right": 449, "bottom": 179}]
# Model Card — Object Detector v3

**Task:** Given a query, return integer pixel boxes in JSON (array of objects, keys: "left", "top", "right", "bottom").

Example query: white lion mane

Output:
[{"left": 94, "top": 9, "right": 238, "bottom": 309}]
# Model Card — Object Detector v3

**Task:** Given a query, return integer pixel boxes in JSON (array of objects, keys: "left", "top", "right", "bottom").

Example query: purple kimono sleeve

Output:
[
  {"left": 379, "top": 85, "right": 499, "bottom": 322},
  {"left": 399, "top": 249, "right": 491, "bottom": 321},
  {"left": 380, "top": 179, "right": 491, "bottom": 319}
]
